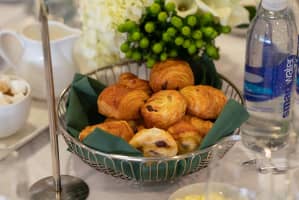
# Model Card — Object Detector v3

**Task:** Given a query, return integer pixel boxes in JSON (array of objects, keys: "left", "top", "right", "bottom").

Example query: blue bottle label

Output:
[
  {"left": 297, "top": 35, "right": 299, "bottom": 94},
  {"left": 244, "top": 55, "right": 296, "bottom": 117}
]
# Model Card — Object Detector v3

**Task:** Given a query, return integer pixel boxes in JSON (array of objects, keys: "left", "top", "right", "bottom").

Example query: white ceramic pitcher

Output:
[{"left": 0, "top": 21, "right": 80, "bottom": 100}]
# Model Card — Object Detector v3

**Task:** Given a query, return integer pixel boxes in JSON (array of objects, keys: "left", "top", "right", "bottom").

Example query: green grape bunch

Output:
[{"left": 117, "top": 0, "right": 231, "bottom": 68}]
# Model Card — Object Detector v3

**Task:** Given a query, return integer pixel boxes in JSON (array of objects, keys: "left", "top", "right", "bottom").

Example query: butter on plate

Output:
[{"left": 176, "top": 193, "right": 229, "bottom": 200}]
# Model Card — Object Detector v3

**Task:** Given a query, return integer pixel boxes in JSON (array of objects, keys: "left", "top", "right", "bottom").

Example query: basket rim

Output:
[{"left": 57, "top": 62, "right": 244, "bottom": 162}]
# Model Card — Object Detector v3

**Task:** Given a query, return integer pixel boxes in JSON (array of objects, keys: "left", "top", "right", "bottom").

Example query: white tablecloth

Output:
[{"left": 0, "top": 2, "right": 252, "bottom": 200}]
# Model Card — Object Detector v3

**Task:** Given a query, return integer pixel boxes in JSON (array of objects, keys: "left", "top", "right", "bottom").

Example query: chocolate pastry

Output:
[
  {"left": 129, "top": 128, "right": 178, "bottom": 157},
  {"left": 79, "top": 120, "right": 134, "bottom": 142},
  {"left": 180, "top": 85, "right": 227, "bottom": 119},
  {"left": 97, "top": 84, "right": 149, "bottom": 120},
  {"left": 149, "top": 59, "right": 194, "bottom": 92},
  {"left": 168, "top": 115, "right": 213, "bottom": 154},
  {"left": 141, "top": 90, "right": 187, "bottom": 129},
  {"left": 118, "top": 72, "right": 152, "bottom": 95}
]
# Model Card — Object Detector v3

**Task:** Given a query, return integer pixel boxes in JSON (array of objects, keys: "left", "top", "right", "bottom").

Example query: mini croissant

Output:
[
  {"left": 149, "top": 59, "right": 194, "bottom": 92},
  {"left": 180, "top": 85, "right": 227, "bottom": 119},
  {"left": 129, "top": 128, "right": 178, "bottom": 157},
  {"left": 168, "top": 115, "right": 213, "bottom": 154},
  {"left": 118, "top": 72, "right": 152, "bottom": 95},
  {"left": 79, "top": 120, "right": 134, "bottom": 142},
  {"left": 141, "top": 90, "right": 187, "bottom": 129},
  {"left": 97, "top": 84, "right": 149, "bottom": 120}
]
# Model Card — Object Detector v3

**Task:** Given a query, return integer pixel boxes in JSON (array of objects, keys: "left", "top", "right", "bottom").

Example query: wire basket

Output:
[{"left": 57, "top": 61, "right": 244, "bottom": 183}]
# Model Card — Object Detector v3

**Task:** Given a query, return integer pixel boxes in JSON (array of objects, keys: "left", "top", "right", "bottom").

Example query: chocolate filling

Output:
[
  {"left": 161, "top": 81, "right": 168, "bottom": 90},
  {"left": 146, "top": 105, "right": 157, "bottom": 112},
  {"left": 155, "top": 140, "right": 168, "bottom": 148}
]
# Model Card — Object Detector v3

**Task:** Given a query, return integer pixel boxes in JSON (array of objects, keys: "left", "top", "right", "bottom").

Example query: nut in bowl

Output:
[{"left": 0, "top": 75, "right": 31, "bottom": 138}]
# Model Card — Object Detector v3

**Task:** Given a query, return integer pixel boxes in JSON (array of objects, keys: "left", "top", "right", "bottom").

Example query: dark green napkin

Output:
[
  {"left": 187, "top": 54, "right": 222, "bottom": 89},
  {"left": 66, "top": 73, "right": 106, "bottom": 138},
  {"left": 83, "top": 128, "right": 142, "bottom": 156},
  {"left": 199, "top": 99, "right": 249, "bottom": 149},
  {"left": 66, "top": 73, "right": 141, "bottom": 156}
]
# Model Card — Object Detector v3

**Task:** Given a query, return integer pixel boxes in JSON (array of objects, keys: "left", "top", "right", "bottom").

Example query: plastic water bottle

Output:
[
  {"left": 290, "top": 0, "right": 299, "bottom": 133},
  {"left": 295, "top": 56, "right": 299, "bottom": 133},
  {"left": 241, "top": 0, "right": 298, "bottom": 152}
]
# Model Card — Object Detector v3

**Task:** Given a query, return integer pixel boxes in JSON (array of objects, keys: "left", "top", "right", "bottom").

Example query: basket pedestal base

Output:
[{"left": 29, "top": 175, "right": 89, "bottom": 200}]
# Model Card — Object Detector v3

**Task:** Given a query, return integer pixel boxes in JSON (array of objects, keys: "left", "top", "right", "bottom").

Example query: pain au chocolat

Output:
[
  {"left": 97, "top": 84, "right": 149, "bottom": 120},
  {"left": 141, "top": 90, "right": 187, "bottom": 129},
  {"left": 180, "top": 85, "right": 227, "bottom": 119},
  {"left": 79, "top": 120, "right": 134, "bottom": 142},
  {"left": 149, "top": 59, "right": 194, "bottom": 92},
  {"left": 118, "top": 72, "right": 152, "bottom": 95},
  {"left": 129, "top": 128, "right": 178, "bottom": 157},
  {"left": 167, "top": 115, "right": 213, "bottom": 154}
]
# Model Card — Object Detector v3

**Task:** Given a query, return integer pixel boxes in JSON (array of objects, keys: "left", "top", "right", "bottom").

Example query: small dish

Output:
[
  {"left": 168, "top": 182, "right": 255, "bottom": 200},
  {"left": 0, "top": 99, "right": 48, "bottom": 160},
  {"left": 0, "top": 75, "right": 31, "bottom": 138}
]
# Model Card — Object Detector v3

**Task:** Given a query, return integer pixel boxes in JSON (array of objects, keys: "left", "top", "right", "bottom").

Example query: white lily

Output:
[
  {"left": 166, "top": 0, "right": 250, "bottom": 27},
  {"left": 196, "top": 0, "right": 250, "bottom": 26}
]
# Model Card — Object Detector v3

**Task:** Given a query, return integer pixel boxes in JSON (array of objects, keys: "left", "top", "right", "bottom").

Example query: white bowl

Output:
[
  {"left": 168, "top": 182, "right": 255, "bottom": 200},
  {"left": 0, "top": 75, "right": 31, "bottom": 138}
]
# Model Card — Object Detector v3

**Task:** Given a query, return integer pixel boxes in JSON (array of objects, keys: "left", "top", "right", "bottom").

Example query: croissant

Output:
[
  {"left": 149, "top": 59, "right": 194, "bottom": 92},
  {"left": 129, "top": 128, "right": 178, "bottom": 157},
  {"left": 141, "top": 90, "right": 187, "bottom": 129},
  {"left": 168, "top": 115, "right": 213, "bottom": 154},
  {"left": 118, "top": 72, "right": 152, "bottom": 95},
  {"left": 180, "top": 85, "right": 227, "bottom": 119},
  {"left": 105, "top": 117, "right": 143, "bottom": 133},
  {"left": 97, "top": 84, "right": 149, "bottom": 120},
  {"left": 79, "top": 120, "right": 134, "bottom": 142}
]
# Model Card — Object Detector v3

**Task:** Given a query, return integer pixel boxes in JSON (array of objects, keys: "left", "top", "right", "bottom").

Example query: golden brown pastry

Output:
[
  {"left": 168, "top": 115, "right": 213, "bottom": 154},
  {"left": 104, "top": 117, "right": 143, "bottom": 133},
  {"left": 183, "top": 115, "right": 214, "bottom": 137},
  {"left": 149, "top": 59, "right": 195, "bottom": 92},
  {"left": 79, "top": 120, "right": 134, "bottom": 142},
  {"left": 118, "top": 72, "right": 152, "bottom": 95},
  {"left": 141, "top": 90, "right": 187, "bottom": 129},
  {"left": 97, "top": 84, "right": 149, "bottom": 120},
  {"left": 180, "top": 85, "right": 227, "bottom": 119},
  {"left": 129, "top": 128, "right": 178, "bottom": 157}
]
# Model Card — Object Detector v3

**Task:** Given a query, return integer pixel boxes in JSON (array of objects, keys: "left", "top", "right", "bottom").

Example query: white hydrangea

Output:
[{"left": 78, "top": 0, "right": 153, "bottom": 69}]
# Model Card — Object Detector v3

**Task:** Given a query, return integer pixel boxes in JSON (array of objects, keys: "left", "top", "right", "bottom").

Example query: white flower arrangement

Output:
[
  {"left": 78, "top": 0, "right": 255, "bottom": 69},
  {"left": 78, "top": 0, "right": 153, "bottom": 69},
  {"left": 166, "top": 0, "right": 252, "bottom": 27}
]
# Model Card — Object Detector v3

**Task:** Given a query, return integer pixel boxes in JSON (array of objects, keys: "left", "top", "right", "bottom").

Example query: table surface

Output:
[{"left": 0, "top": 2, "right": 255, "bottom": 200}]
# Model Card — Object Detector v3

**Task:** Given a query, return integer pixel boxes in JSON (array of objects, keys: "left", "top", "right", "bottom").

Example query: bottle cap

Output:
[{"left": 262, "top": 0, "right": 288, "bottom": 11}]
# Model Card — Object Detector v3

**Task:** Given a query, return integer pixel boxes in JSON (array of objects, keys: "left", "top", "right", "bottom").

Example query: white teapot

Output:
[{"left": 0, "top": 21, "right": 80, "bottom": 100}]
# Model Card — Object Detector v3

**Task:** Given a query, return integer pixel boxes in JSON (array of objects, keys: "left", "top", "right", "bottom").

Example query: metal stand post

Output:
[{"left": 29, "top": 1, "right": 89, "bottom": 199}]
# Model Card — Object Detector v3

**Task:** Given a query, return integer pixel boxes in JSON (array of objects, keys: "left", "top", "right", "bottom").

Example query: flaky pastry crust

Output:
[{"left": 149, "top": 59, "right": 194, "bottom": 92}]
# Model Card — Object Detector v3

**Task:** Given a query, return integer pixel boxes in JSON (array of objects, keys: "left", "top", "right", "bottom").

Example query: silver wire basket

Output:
[{"left": 57, "top": 61, "right": 244, "bottom": 183}]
